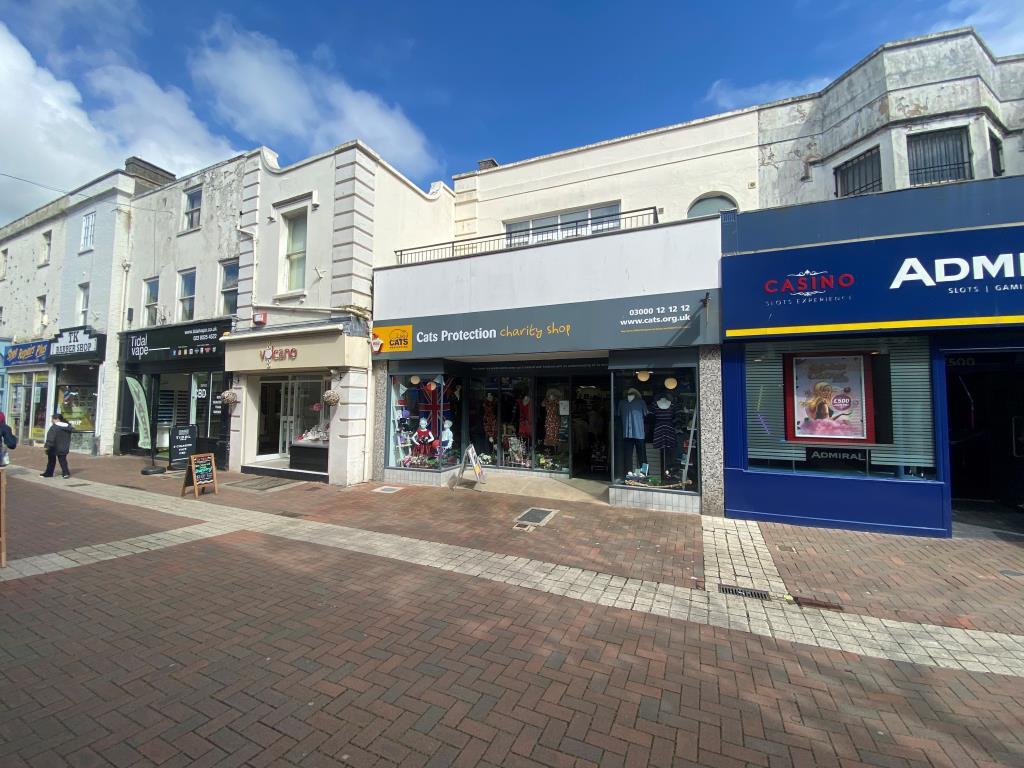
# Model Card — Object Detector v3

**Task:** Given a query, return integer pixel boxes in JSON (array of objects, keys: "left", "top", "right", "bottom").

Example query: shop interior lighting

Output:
[
  {"left": 664, "top": 377, "right": 678, "bottom": 390},
  {"left": 410, "top": 375, "right": 421, "bottom": 385},
  {"left": 636, "top": 371, "right": 651, "bottom": 382}
]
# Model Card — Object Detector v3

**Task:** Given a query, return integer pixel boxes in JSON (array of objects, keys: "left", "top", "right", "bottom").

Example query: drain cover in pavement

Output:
[
  {"left": 1000, "top": 569, "right": 1024, "bottom": 577},
  {"left": 373, "top": 486, "right": 403, "bottom": 494},
  {"left": 516, "top": 507, "right": 558, "bottom": 526},
  {"left": 226, "top": 476, "right": 301, "bottom": 491},
  {"left": 512, "top": 522, "right": 534, "bottom": 532},
  {"left": 718, "top": 584, "right": 771, "bottom": 600},
  {"left": 777, "top": 545, "right": 796, "bottom": 553}
]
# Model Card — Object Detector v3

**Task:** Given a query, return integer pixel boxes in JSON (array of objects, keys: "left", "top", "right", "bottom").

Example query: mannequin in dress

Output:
[
  {"left": 516, "top": 395, "right": 532, "bottom": 438},
  {"left": 652, "top": 395, "right": 676, "bottom": 480},
  {"left": 483, "top": 392, "right": 497, "bottom": 446},
  {"left": 543, "top": 389, "right": 560, "bottom": 447},
  {"left": 618, "top": 387, "right": 649, "bottom": 475},
  {"left": 412, "top": 417, "right": 438, "bottom": 456}
]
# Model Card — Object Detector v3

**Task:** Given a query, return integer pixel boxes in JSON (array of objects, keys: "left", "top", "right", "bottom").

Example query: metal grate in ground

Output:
[
  {"left": 516, "top": 507, "right": 558, "bottom": 526},
  {"left": 373, "top": 486, "right": 403, "bottom": 494},
  {"left": 718, "top": 584, "right": 771, "bottom": 600}
]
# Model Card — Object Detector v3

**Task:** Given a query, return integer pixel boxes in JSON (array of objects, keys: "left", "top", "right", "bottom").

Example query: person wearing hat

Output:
[{"left": 41, "top": 412, "right": 73, "bottom": 479}]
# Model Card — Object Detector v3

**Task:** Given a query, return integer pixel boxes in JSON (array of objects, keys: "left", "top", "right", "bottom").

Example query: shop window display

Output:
[
  {"left": 388, "top": 374, "right": 461, "bottom": 470},
  {"left": 500, "top": 377, "right": 532, "bottom": 469},
  {"left": 56, "top": 366, "right": 99, "bottom": 452},
  {"left": 467, "top": 377, "right": 499, "bottom": 465},
  {"left": 533, "top": 378, "right": 570, "bottom": 472},
  {"left": 613, "top": 369, "right": 699, "bottom": 491},
  {"left": 744, "top": 337, "right": 935, "bottom": 479}
]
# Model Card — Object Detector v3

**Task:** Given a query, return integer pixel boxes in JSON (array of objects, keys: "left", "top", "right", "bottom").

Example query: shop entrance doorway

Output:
[
  {"left": 257, "top": 377, "right": 330, "bottom": 458},
  {"left": 257, "top": 381, "right": 283, "bottom": 455},
  {"left": 570, "top": 376, "right": 611, "bottom": 481},
  {"left": 946, "top": 353, "right": 1024, "bottom": 537}
]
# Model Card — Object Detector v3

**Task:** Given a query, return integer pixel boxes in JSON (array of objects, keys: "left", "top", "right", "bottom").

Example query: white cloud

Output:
[
  {"left": 930, "top": 0, "right": 1024, "bottom": 55},
  {"left": 0, "top": 0, "right": 144, "bottom": 72},
  {"left": 704, "top": 76, "right": 832, "bottom": 112},
  {"left": 189, "top": 19, "right": 439, "bottom": 180},
  {"left": 0, "top": 22, "right": 238, "bottom": 224}
]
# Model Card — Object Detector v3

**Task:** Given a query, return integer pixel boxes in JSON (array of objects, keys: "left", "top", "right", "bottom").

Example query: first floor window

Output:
[
  {"left": 36, "top": 295, "right": 46, "bottom": 333},
  {"left": 504, "top": 203, "right": 622, "bottom": 246},
  {"left": 908, "top": 127, "right": 973, "bottom": 186},
  {"left": 834, "top": 146, "right": 882, "bottom": 197},
  {"left": 41, "top": 230, "right": 52, "bottom": 264},
  {"left": 144, "top": 277, "right": 159, "bottom": 325},
  {"left": 221, "top": 259, "right": 239, "bottom": 315},
  {"left": 79, "top": 283, "right": 90, "bottom": 326},
  {"left": 179, "top": 269, "right": 196, "bottom": 321},
  {"left": 285, "top": 211, "right": 307, "bottom": 291},
  {"left": 990, "top": 131, "right": 1004, "bottom": 177}
]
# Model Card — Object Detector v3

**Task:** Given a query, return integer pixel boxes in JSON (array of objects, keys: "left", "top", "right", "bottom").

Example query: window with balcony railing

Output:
[
  {"left": 505, "top": 204, "right": 621, "bottom": 247},
  {"left": 908, "top": 127, "right": 973, "bottom": 186},
  {"left": 396, "top": 206, "right": 657, "bottom": 265}
]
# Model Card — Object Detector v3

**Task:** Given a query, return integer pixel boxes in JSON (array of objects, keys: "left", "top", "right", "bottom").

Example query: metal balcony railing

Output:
[{"left": 395, "top": 207, "right": 658, "bottom": 265}]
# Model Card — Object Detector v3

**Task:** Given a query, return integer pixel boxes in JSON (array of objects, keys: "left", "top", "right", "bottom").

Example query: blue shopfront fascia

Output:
[{"left": 724, "top": 331, "right": 1024, "bottom": 537}]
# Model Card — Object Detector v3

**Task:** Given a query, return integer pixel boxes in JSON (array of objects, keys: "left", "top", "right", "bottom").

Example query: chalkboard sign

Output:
[
  {"left": 181, "top": 452, "right": 218, "bottom": 498},
  {"left": 169, "top": 424, "right": 198, "bottom": 469}
]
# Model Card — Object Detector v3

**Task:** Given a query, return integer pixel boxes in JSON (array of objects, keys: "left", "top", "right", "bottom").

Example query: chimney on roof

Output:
[
  {"left": 477, "top": 158, "right": 499, "bottom": 170},
  {"left": 123, "top": 157, "right": 176, "bottom": 188}
]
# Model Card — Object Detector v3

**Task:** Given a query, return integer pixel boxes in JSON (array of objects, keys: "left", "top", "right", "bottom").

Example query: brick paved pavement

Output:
[
  {"left": 762, "top": 522, "right": 1024, "bottom": 635},
  {"left": 6, "top": 476, "right": 202, "bottom": 559},
  {"left": 9, "top": 447, "right": 1024, "bottom": 636},
  {"left": 10, "top": 447, "right": 705, "bottom": 588},
  {"left": 3, "top": 530, "right": 1024, "bottom": 767},
  {"left": 7, "top": 468, "right": 1024, "bottom": 678}
]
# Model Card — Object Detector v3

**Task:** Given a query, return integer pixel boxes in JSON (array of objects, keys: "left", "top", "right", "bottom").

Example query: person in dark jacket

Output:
[
  {"left": 41, "top": 413, "right": 73, "bottom": 478},
  {"left": 0, "top": 411, "right": 16, "bottom": 467}
]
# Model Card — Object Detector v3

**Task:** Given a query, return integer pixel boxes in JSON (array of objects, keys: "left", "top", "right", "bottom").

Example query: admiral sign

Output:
[{"left": 723, "top": 225, "right": 1024, "bottom": 338}]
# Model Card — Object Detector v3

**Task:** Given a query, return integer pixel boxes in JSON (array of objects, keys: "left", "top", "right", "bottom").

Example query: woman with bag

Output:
[{"left": 0, "top": 412, "right": 17, "bottom": 467}]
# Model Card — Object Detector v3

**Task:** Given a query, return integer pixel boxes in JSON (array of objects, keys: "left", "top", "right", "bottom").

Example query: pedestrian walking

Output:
[
  {"left": 0, "top": 411, "right": 17, "bottom": 467},
  {"left": 41, "top": 413, "right": 73, "bottom": 479}
]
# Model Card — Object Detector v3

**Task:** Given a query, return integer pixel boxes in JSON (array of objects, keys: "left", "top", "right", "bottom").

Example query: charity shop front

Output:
[
  {"left": 372, "top": 217, "right": 725, "bottom": 513},
  {"left": 117, "top": 319, "right": 232, "bottom": 468},
  {"left": 223, "top": 318, "right": 370, "bottom": 484},
  {"left": 721, "top": 178, "right": 1024, "bottom": 537}
]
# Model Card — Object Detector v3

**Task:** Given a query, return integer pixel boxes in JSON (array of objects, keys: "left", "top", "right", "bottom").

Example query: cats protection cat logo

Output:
[{"left": 371, "top": 325, "right": 412, "bottom": 354}]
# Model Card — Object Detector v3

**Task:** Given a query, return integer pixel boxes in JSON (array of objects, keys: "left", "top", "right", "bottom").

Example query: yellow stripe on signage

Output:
[{"left": 725, "top": 314, "right": 1024, "bottom": 337}]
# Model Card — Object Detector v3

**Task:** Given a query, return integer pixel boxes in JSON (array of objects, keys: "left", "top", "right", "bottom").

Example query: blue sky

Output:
[{"left": 0, "top": 0, "right": 1021, "bottom": 222}]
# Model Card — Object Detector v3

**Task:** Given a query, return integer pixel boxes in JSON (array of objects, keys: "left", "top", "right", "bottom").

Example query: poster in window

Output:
[{"left": 784, "top": 353, "right": 874, "bottom": 443}]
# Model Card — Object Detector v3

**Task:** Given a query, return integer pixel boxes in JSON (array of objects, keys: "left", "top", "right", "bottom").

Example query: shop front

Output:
[
  {"left": 118, "top": 320, "right": 232, "bottom": 468},
  {"left": 722, "top": 221, "right": 1024, "bottom": 537},
  {"left": 223, "top": 320, "right": 370, "bottom": 483},
  {"left": 48, "top": 326, "right": 106, "bottom": 454},
  {"left": 373, "top": 218, "right": 724, "bottom": 512},
  {"left": 4, "top": 340, "right": 52, "bottom": 445}
]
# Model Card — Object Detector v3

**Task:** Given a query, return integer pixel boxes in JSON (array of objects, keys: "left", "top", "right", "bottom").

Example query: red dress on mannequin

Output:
[{"left": 516, "top": 398, "right": 532, "bottom": 438}]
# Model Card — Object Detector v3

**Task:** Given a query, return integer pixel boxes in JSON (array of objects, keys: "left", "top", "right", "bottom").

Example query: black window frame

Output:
[
  {"left": 834, "top": 146, "right": 883, "bottom": 198},
  {"left": 907, "top": 127, "right": 973, "bottom": 186}
]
